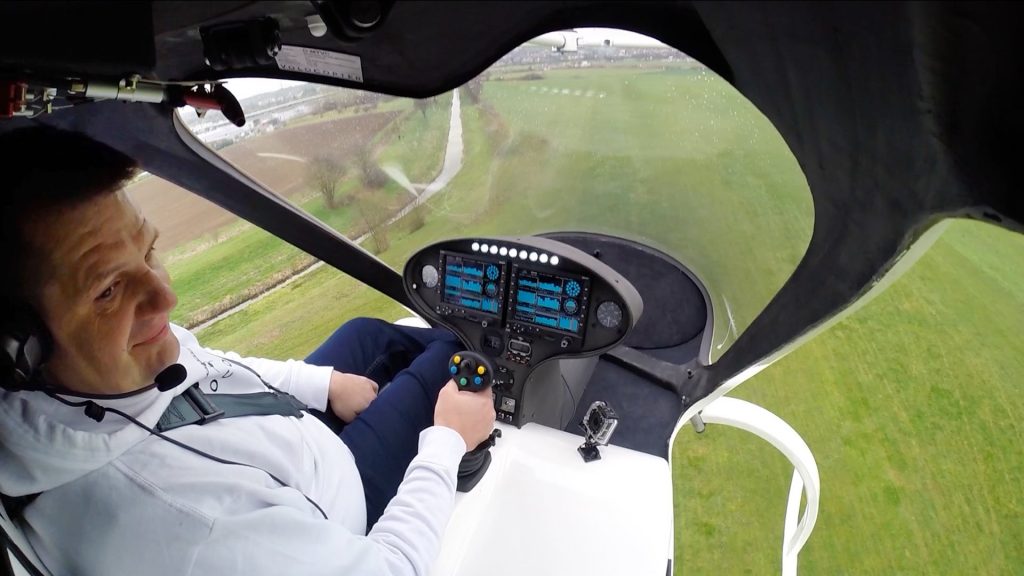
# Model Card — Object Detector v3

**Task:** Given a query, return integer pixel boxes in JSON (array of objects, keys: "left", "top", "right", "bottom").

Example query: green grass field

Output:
[
  {"left": 676, "top": 220, "right": 1024, "bottom": 574},
  {"left": 175, "top": 63, "right": 1022, "bottom": 574},
  {"left": 376, "top": 92, "right": 453, "bottom": 184}
]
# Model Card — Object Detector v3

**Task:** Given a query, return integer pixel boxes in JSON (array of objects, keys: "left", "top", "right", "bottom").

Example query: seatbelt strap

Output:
[
  {"left": 0, "top": 495, "right": 36, "bottom": 523},
  {"left": 156, "top": 384, "right": 308, "bottom": 433},
  {"left": 1, "top": 495, "right": 48, "bottom": 576}
]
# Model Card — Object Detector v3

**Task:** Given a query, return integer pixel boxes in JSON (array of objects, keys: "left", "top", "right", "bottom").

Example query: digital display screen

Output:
[
  {"left": 512, "top": 267, "right": 589, "bottom": 335},
  {"left": 442, "top": 253, "right": 504, "bottom": 317}
]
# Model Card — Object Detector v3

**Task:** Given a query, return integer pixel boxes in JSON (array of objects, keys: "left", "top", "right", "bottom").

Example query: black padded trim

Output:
[
  {"left": 567, "top": 359, "right": 683, "bottom": 459},
  {"left": 541, "top": 232, "right": 710, "bottom": 350},
  {"left": 603, "top": 346, "right": 691, "bottom": 397}
]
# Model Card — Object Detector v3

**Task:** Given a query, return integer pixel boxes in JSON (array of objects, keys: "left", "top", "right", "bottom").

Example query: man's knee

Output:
[
  {"left": 428, "top": 336, "right": 462, "bottom": 355},
  {"left": 335, "top": 317, "right": 388, "bottom": 338},
  {"left": 332, "top": 317, "right": 460, "bottom": 353}
]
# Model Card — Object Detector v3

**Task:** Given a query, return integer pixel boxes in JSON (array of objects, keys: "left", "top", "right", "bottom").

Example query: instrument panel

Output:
[
  {"left": 405, "top": 237, "right": 642, "bottom": 427},
  {"left": 510, "top": 265, "right": 589, "bottom": 336},
  {"left": 439, "top": 251, "right": 506, "bottom": 320}
]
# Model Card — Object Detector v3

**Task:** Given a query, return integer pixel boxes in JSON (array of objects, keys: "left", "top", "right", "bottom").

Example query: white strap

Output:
[{"left": 696, "top": 396, "right": 820, "bottom": 576}]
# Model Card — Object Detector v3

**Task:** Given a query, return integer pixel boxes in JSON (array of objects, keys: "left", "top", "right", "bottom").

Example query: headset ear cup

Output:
[
  {"left": 19, "top": 333, "right": 45, "bottom": 381},
  {"left": 0, "top": 306, "right": 52, "bottom": 391},
  {"left": 1, "top": 333, "right": 26, "bottom": 390}
]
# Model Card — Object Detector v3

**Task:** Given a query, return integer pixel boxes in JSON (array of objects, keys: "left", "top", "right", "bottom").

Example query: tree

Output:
[
  {"left": 413, "top": 98, "right": 430, "bottom": 118},
  {"left": 356, "top": 145, "right": 388, "bottom": 190},
  {"left": 357, "top": 193, "right": 390, "bottom": 254},
  {"left": 307, "top": 157, "right": 346, "bottom": 209},
  {"left": 318, "top": 99, "right": 340, "bottom": 116},
  {"left": 464, "top": 72, "right": 487, "bottom": 104},
  {"left": 405, "top": 202, "right": 428, "bottom": 233}
]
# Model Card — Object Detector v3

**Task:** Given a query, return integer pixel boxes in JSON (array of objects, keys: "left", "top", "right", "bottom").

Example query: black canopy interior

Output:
[{"left": 1, "top": 1, "right": 1021, "bottom": 409}]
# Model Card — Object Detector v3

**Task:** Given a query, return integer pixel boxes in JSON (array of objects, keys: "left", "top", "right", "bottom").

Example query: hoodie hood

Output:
[{"left": 0, "top": 325, "right": 202, "bottom": 497}]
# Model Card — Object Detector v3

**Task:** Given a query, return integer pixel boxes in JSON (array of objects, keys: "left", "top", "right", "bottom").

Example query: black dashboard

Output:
[{"left": 404, "top": 236, "right": 643, "bottom": 426}]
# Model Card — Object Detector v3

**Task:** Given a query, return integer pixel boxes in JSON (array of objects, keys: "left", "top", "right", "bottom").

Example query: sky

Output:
[
  {"left": 565, "top": 27, "right": 668, "bottom": 48},
  {"left": 224, "top": 28, "right": 665, "bottom": 100},
  {"left": 225, "top": 78, "right": 305, "bottom": 101}
]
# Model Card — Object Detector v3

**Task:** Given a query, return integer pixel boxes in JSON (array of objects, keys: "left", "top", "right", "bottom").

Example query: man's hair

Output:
[{"left": 0, "top": 126, "right": 138, "bottom": 316}]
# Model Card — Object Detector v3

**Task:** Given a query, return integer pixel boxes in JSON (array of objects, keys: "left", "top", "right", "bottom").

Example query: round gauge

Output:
[
  {"left": 596, "top": 301, "right": 623, "bottom": 329},
  {"left": 485, "top": 282, "right": 498, "bottom": 297},
  {"left": 486, "top": 264, "right": 500, "bottom": 280},
  {"left": 421, "top": 265, "right": 439, "bottom": 288},
  {"left": 563, "top": 298, "right": 579, "bottom": 315},
  {"left": 566, "top": 280, "right": 581, "bottom": 297}
]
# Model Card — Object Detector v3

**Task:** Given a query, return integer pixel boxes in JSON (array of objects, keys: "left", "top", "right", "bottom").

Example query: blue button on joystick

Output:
[
  {"left": 474, "top": 376, "right": 483, "bottom": 386},
  {"left": 450, "top": 365, "right": 458, "bottom": 375}
]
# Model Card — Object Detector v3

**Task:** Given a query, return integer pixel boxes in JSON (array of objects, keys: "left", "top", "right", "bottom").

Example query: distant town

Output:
[{"left": 181, "top": 44, "right": 695, "bottom": 148}]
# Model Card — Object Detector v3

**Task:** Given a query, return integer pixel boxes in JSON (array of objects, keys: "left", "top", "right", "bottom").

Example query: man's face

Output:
[{"left": 23, "top": 190, "right": 179, "bottom": 395}]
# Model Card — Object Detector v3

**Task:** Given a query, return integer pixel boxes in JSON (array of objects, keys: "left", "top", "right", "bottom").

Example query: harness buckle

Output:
[{"left": 182, "top": 384, "right": 225, "bottom": 424}]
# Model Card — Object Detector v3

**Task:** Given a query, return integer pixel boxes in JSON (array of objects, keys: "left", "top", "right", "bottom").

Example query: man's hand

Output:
[
  {"left": 328, "top": 371, "right": 379, "bottom": 423},
  {"left": 434, "top": 380, "right": 496, "bottom": 451}
]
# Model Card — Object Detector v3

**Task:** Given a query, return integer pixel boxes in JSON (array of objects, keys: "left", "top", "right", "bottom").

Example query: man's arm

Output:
[
  {"left": 191, "top": 427, "right": 466, "bottom": 576},
  {"left": 203, "top": 346, "right": 334, "bottom": 411},
  {"left": 172, "top": 323, "right": 333, "bottom": 410}
]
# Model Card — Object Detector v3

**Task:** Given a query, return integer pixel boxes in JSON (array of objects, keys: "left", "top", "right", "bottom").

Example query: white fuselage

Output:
[{"left": 432, "top": 422, "right": 673, "bottom": 576}]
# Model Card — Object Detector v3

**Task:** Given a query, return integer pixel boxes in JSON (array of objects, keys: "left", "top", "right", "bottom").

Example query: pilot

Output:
[{"left": 0, "top": 126, "right": 495, "bottom": 575}]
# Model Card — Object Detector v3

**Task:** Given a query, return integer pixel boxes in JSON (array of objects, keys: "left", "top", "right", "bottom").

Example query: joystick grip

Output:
[
  {"left": 448, "top": 351, "right": 494, "bottom": 391},
  {"left": 447, "top": 351, "right": 499, "bottom": 493}
]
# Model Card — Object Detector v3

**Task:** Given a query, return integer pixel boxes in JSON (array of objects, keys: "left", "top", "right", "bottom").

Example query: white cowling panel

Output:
[{"left": 432, "top": 422, "right": 673, "bottom": 576}]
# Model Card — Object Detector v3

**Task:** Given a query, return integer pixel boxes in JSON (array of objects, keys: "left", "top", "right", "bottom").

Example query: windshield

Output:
[
  {"left": 170, "top": 31, "right": 813, "bottom": 362},
  {"left": 148, "top": 29, "right": 1023, "bottom": 575}
]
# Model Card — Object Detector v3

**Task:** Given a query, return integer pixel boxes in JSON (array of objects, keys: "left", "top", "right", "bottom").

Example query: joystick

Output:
[
  {"left": 448, "top": 351, "right": 494, "bottom": 391},
  {"left": 448, "top": 350, "right": 500, "bottom": 492}
]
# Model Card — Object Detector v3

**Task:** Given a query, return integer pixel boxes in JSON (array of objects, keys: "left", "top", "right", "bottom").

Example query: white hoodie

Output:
[{"left": 0, "top": 324, "right": 466, "bottom": 576}]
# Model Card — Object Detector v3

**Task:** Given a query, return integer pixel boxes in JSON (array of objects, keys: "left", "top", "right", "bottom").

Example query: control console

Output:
[{"left": 404, "top": 236, "right": 642, "bottom": 427}]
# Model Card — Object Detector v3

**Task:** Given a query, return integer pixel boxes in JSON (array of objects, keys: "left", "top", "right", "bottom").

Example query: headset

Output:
[
  {"left": 0, "top": 305, "right": 329, "bottom": 520},
  {"left": 0, "top": 307, "right": 53, "bottom": 392}
]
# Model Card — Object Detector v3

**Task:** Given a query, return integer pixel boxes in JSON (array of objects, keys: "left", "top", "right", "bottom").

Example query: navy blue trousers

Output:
[{"left": 304, "top": 318, "right": 461, "bottom": 530}]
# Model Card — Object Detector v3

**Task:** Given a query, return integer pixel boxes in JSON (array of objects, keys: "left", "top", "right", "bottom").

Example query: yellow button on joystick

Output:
[
  {"left": 477, "top": 365, "right": 486, "bottom": 375},
  {"left": 453, "top": 355, "right": 461, "bottom": 365}
]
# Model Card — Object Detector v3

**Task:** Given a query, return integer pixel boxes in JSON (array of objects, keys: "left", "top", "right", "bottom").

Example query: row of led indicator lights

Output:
[{"left": 471, "top": 242, "right": 560, "bottom": 265}]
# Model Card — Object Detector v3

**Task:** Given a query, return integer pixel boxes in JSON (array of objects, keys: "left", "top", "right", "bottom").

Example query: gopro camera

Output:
[{"left": 578, "top": 401, "right": 619, "bottom": 462}]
